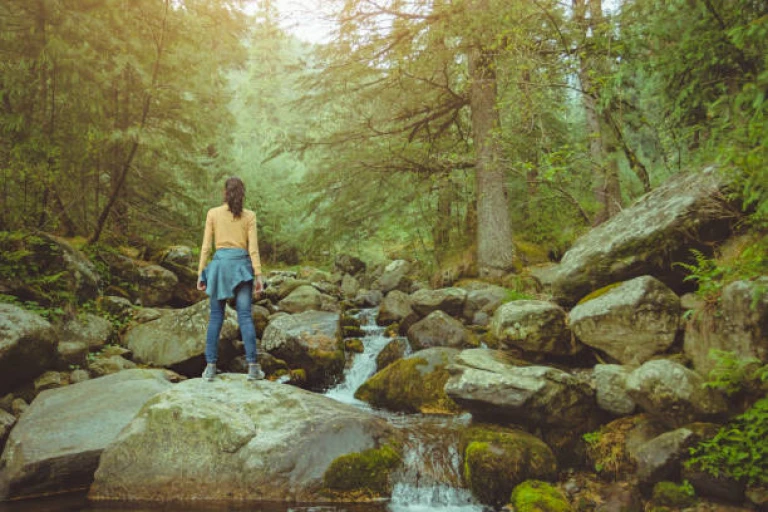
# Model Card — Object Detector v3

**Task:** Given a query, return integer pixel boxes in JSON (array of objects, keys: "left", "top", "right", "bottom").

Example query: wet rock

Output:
[
  {"left": 490, "top": 300, "right": 576, "bottom": 356},
  {"left": 410, "top": 287, "right": 467, "bottom": 317},
  {"left": 445, "top": 349, "right": 596, "bottom": 429},
  {"left": 137, "top": 264, "right": 178, "bottom": 307},
  {"left": 124, "top": 300, "right": 239, "bottom": 376},
  {"left": 550, "top": 168, "right": 737, "bottom": 306},
  {"left": 684, "top": 277, "right": 768, "bottom": 376},
  {"left": 57, "top": 313, "right": 112, "bottom": 351},
  {"left": 261, "top": 311, "right": 344, "bottom": 390},
  {"left": 376, "top": 338, "right": 410, "bottom": 372},
  {"left": 89, "top": 376, "right": 398, "bottom": 503},
  {"left": 594, "top": 364, "right": 636, "bottom": 416},
  {"left": 625, "top": 359, "right": 728, "bottom": 428},
  {"left": 0, "top": 304, "right": 58, "bottom": 395},
  {"left": 355, "top": 348, "right": 461, "bottom": 414},
  {"left": 407, "top": 311, "right": 472, "bottom": 351},
  {"left": 569, "top": 276, "right": 681, "bottom": 364},
  {"left": 372, "top": 260, "right": 412, "bottom": 294},
  {"left": 0, "top": 370, "right": 172, "bottom": 500}
]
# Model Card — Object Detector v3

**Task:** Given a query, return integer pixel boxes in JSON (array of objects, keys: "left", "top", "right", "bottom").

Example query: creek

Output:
[{"left": 0, "top": 309, "right": 484, "bottom": 512}]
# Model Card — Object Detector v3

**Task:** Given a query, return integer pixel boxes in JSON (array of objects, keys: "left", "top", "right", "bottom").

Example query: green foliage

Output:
[
  {"left": 705, "top": 350, "right": 768, "bottom": 397},
  {"left": 509, "top": 480, "right": 572, "bottom": 512},
  {"left": 687, "top": 398, "right": 768, "bottom": 486}
]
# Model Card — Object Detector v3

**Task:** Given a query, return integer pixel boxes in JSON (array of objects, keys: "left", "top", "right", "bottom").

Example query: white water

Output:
[{"left": 326, "top": 309, "right": 483, "bottom": 512}]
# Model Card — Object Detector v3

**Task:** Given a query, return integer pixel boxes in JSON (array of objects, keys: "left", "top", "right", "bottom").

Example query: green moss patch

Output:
[
  {"left": 576, "top": 282, "right": 623, "bottom": 305},
  {"left": 509, "top": 480, "right": 572, "bottom": 512},
  {"left": 322, "top": 444, "right": 402, "bottom": 498}
]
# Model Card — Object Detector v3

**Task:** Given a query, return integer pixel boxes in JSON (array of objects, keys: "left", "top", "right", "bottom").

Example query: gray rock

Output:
[
  {"left": 278, "top": 285, "right": 323, "bottom": 313},
  {"left": 570, "top": 276, "right": 681, "bottom": 364},
  {"left": 340, "top": 274, "right": 360, "bottom": 298},
  {"left": 132, "top": 307, "right": 163, "bottom": 324},
  {"left": 0, "top": 409, "right": 15, "bottom": 450},
  {"left": 55, "top": 341, "right": 89, "bottom": 371},
  {"left": 57, "top": 313, "right": 113, "bottom": 351},
  {"left": 373, "top": 260, "right": 412, "bottom": 294},
  {"left": 137, "top": 264, "right": 178, "bottom": 307},
  {"left": 684, "top": 277, "right": 768, "bottom": 376},
  {"left": 33, "top": 371, "right": 66, "bottom": 393},
  {"left": 407, "top": 311, "right": 471, "bottom": 351},
  {"left": 635, "top": 427, "right": 696, "bottom": 484},
  {"left": 353, "top": 289, "right": 383, "bottom": 308},
  {"left": 550, "top": 168, "right": 736, "bottom": 305},
  {"left": 265, "top": 277, "right": 310, "bottom": 302},
  {"left": 0, "top": 304, "right": 58, "bottom": 394},
  {"left": 97, "top": 296, "right": 133, "bottom": 318},
  {"left": 594, "top": 364, "right": 636, "bottom": 416},
  {"left": 70, "top": 369, "right": 90, "bottom": 384},
  {"left": 410, "top": 287, "right": 467, "bottom": 317},
  {"left": 261, "top": 311, "right": 344, "bottom": 390},
  {"left": 0, "top": 370, "right": 172, "bottom": 500},
  {"left": 376, "top": 338, "right": 410, "bottom": 372},
  {"left": 377, "top": 290, "right": 416, "bottom": 327},
  {"left": 89, "top": 376, "right": 398, "bottom": 503},
  {"left": 625, "top": 359, "right": 728, "bottom": 428},
  {"left": 490, "top": 300, "right": 576, "bottom": 355},
  {"left": 334, "top": 253, "right": 366, "bottom": 276},
  {"left": 160, "top": 245, "right": 194, "bottom": 267},
  {"left": 89, "top": 355, "right": 137, "bottom": 377},
  {"left": 445, "top": 349, "right": 596, "bottom": 428},
  {"left": 124, "top": 300, "right": 239, "bottom": 375},
  {"left": 462, "top": 285, "right": 508, "bottom": 323}
]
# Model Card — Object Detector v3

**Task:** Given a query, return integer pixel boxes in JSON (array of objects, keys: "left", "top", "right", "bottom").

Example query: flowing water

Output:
[{"left": 0, "top": 310, "right": 482, "bottom": 512}]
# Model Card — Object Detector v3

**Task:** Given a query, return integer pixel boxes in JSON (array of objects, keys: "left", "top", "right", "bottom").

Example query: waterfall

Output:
[{"left": 325, "top": 309, "right": 483, "bottom": 512}]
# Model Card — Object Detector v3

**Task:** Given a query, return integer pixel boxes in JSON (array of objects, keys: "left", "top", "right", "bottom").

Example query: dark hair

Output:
[{"left": 224, "top": 177, "right": 245, "bottom": 218}]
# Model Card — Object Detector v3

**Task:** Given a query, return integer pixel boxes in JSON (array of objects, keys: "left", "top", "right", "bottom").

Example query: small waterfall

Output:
[{"left": 325, "top": 309, "right": 483, "bottom": 512}]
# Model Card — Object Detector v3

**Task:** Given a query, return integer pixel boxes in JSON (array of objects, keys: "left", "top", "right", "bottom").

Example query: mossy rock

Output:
[
  {"left": 375, "top": 338, "right": 409, "bottom": 372},
  {"left": 583, "top": 415, "right": 645, "bottom": 480},
  {"left": 651, "top": 481, "right": 697, "bottom": 508},
  {"left": 576, "top": 282, "right": 623, "bottom": 305},
  {"left": 461, "top": 425, "right": 557, "bottom": 507},
  {"left": 345, "top": 338, "right": 364, "bottom": 353},
  {"left": 354, "top": 348, "right": 461, "bottom": 414},
  {"left": 340, "top": 313, "right": 365, "bottom": 339},
  {"left": 322, "top": 444, "right": 402, "bottom": 499},
  {"left": 509, "top": 480, "right": 572, "bottom": 512}
]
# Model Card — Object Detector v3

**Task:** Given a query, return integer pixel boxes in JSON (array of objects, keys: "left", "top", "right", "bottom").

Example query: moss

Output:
[
  {"left": 322, "top": 444, "right": 402, "bottom": 498},
  {"left": 509, "top": 480, "right": 572, "bottom": 512},
  {"left": 345, "top": 338, "right": 365, "bottom": 353},
  {"left": 514, "top": 240, "right": 551, "bottom": 265},
  {"left": 651, "top": 481, "right": 697, "bottom": 508},
  {"left": 576, "top": 282, "right": 623, "bottom": 305},
  {"left": 583, "top": 416, "right": 644, "bottom": 480},
  {"left": 384, "top": 323, "right": 400, "bottom": 338},
  {"left": 461, "top": 426, "right": 557, "bottom": 507},
  {"left": 354, "top": 356, "right": 460, "bottom": 414}
]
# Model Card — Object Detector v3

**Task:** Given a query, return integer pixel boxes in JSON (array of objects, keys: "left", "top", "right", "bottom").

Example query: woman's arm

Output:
[
  {"left": 248, "top": 212, "right": 263, "bottom": 293},
  {"left": 197, "top": 209, "right": 214, "bottom": 280}
]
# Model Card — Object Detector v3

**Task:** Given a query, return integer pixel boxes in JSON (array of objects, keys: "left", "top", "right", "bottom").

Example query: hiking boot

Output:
[
  {"left": 247, "top": 363, "right": 265, "bottom": 381},
  {"left": 202, "top": 363, "right": 217, "bottom": 381}
]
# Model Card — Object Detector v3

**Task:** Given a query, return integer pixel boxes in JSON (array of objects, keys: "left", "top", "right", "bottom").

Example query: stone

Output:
[
  {"left": 261, "top": 310, "right": 344, "bottom": 390},
  {"left": 252, "top": 305, "right": 271, "bottom": 337},
  {"left": 594, "top": 364, "right": 636, "bottom": 416},
  {"left": 490, "top": 300, "right": 576, "bottom": 356},
  {"left": 55, "top": 341, "right": 89, "bottom": 371},
  {"left": 88, "top": 355, "right": 137, "bottom": 377},
  {"left": 509, "top": 480, "right": 571, "bottom": 512},
  {"left": 445, "top": 349, "right": 596, "bottom": 429},
  {"left": 0, "top": 370, "right": 172, "bottom": 500},
  {"left": 160, "top": 245, "right": 194, "bottom": 267},
  {"left": 376, "top": 338, "right": 410, "bottom": 372},
  {"left": 33, "top": 371, "right": 67, "bottom": 393},
  {"left": 550, "top": 168, "right": 736, "bottom": 306},
  {"left": 409, "top": 287, "right": 468, "bottom": 318},
  {"left": 353, "top": 289, "right": 383, "bottom": 308},
  {"left": 407, "top": 311, "right": 472, "bottom": 351},
  {"left": 625, "top": 359, "right": 729, "bottom": 428},
  {"left": 462, "top": 284, "right": 508, "bottom": 323},
  {"left": 569, "top": 276, "right": 681, "bottom": 364},
  {"left": 0, "top": 304, "right": 58, "bottom": 394},
  {"left": 137, "top": 263, "right": 178, "bottom": 307},
  {"left": 96, "top": 295, "right": 133, "bottom": 318},
  {"left": 684, "top": 277, "right": 768, "bottom": 376},
  {"left": 37, "top": 234, "right": 101, "bottom": 302},
  {"left": 334, "top": 253, "right": 367, "bottom": 276},
  {"left": 0, "top": 409, "right": 16, "bottom": 449},
  {"left": 635, "top": 428, "right": 696, "bottom": 484},
  {"left": 278, "top": 285, "right": 323, "bottom": 313},
  {"left": 355, "top": 348, "right": 461, "bottom": 414},
  {"left": 11, "top": 399, "right": 28, "bottom": 416},
  {"left": 376, "top": 290, "right": 418, "bottom": 334},
  {"left": 124, "top": 299, "right": 239, "bottom": 376},
  {"left": 57, "top": 313, "right": 113, "bottom": 351},
  {"left": 340, "top": 274, "right": 360, "bottom": 298},
  {"left": 70, "top": 369, "right": 90, "bottom": 384},
  {"left": 89, "top": 376, "right": 398, "bottom": 503},
  {"left": 372, "top": 260, "right": 412, "bottom": 294}
]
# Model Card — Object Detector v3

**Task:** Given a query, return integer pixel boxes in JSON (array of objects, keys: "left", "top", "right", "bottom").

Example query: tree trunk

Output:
[{"left": 469, "top": 45, "right": 515, "bottom": 278}]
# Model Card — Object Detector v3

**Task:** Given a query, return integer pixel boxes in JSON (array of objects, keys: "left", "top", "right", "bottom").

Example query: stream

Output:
[{"left": 0, "top": 309, "right": 483, "bottom": 512}]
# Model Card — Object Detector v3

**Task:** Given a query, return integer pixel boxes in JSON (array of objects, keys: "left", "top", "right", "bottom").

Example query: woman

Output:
[{"left": 196, "top": 177, "right": 264, "bottom": 381}]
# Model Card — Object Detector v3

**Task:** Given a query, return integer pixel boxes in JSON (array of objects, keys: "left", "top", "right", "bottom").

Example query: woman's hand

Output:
[
  {"left": 253, "top": 275, "right": 264, "bottom": 299},
  {"left": 197, "top": 279, "right": 206, "bottom": 292}
]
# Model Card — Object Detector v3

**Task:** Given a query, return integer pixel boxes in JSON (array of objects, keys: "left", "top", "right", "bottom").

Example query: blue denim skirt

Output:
[{"left": 200, "top": 248, "right": 254, "bottom": 301}]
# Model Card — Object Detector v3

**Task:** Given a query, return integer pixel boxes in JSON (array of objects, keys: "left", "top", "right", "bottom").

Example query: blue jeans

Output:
[{"left": 205, "top": 281, "right": 257, "bottom": 364}]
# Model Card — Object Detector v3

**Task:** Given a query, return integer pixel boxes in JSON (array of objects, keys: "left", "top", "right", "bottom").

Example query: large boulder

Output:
[
  {"left": 407, "top": 311, "right": 472, "bottom": 351},
  {"left": 409, "top": 287, "right": 467, "bottom": 318},
  {"left": 625, "top": 359, "right": 729, "bottom": 428},
  {"left": 377, "top": 290, "right": 414, "bottom": 325},
  {"left": 124, "top": 299, "right": 240, "bottom": 375},
  {"left": 594, "top": 364, "right": 636, "bottom": 416},
  {"left": 461, "top": 284, "right": 508, "bottom": 324},
  {"left": 569, "top": 276, "right": 681, "bottom": 364},
  {"left": 89, "top": 376, "right": 399, "bottom": 503},
  {"left": 684, "top": 277, "right": 768, "bottom": 376},
  {"left": 0, "top": 370, "right": 172, "bottom": 500},
  {"left": 550, "top": 168, "right": 736, "bottom": 306},
  {"left": 261, "top": 311, "right": 344, "bottom": 390},
  {"left": 278, "top": 285, "right": 325, "bottom": 314},
  {"left": 159, "top": 257, "right": 207, "bottom": 307},
  {"left": 372, "top": 260, "right": 412, "bottom": 294},
  {"left": 137, "top": 264, "right": 178, "bottom": 307},
  {"left": 489, "top": 300, "right": 576, "bottom": 356},
  {"left": 355, "top": 348, "right": 461, "bottom": 414},
  {"left": 445, "top": 349, "right": 596, "bottom": 429},
  {"left": 340, "top": 274, "right": 360, "bottom": 299},
  {"left": 160, "top": 245, "right": 194, "bottom": 268},
  {"left": 265, "top": 277, "right": 310, "bottom": 303},
  {"left": 0, "top": 304, "right": 58, "bottom": 394},
  {"left": 56, "top": 313, "right": 113, "bottom": 351},
  {"left": 634, "top": 425, "right": 717, "bottom": 485}
]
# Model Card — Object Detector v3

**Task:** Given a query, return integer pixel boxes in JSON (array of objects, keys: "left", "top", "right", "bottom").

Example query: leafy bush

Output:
[
  {"left": 705, "top": 349, "right": 768, "bottom": 397},
  {"left": 686, "top": 398, "right": 768, "bottom": 486}
]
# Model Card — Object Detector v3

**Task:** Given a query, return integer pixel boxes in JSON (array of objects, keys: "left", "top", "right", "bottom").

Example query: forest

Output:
[{"left": 0, "top": 0, "right": 766, "bottom": 278}]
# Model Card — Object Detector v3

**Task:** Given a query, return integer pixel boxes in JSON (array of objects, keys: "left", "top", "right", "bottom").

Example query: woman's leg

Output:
[
  {"left": 235, "top": 281, "right": 258, "bottom": 363},
  {"left": 205, "top": 298, "right": 226, "bottom": 364}
]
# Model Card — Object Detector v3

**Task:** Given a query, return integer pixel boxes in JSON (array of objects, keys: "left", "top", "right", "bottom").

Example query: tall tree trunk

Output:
[
  {"left": 434, "top": 173, "right": 453, "bottom": 257},
  {"left": 469, "top": 44, "right": 515, "bottom": 278}
]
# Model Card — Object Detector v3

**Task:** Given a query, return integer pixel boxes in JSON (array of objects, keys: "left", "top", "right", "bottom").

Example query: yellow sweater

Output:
[{"left": 197, "top": 204, "right": 262, "bottom": 277}]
